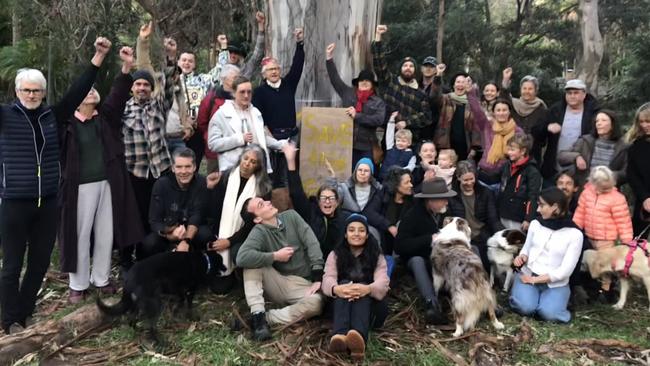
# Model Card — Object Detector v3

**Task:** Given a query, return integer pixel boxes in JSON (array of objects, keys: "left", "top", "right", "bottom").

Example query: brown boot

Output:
[
  {"left": 328, "top": 334, "right": 347, "bottom": 353},
  {"left": 346, "top": 329, "right": 365, "bottom": 360}
]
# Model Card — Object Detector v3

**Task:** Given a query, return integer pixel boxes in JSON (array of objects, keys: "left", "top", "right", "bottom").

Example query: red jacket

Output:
[
  {"left": 197, "top": 88, "right": 231, "bottom": 159},
  {"left": 573, "top": 183, "right": 633, "bottom": 243}
]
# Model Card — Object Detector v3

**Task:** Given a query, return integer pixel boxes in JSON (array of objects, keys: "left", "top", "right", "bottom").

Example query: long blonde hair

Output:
[{"left": 625, "top": 102, "right": 650, "bottom": 143}]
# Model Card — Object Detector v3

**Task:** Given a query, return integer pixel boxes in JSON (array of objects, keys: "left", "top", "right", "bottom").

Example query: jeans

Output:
[
  {"left": 332, "top": 296, "right": 389, "bottom": 341},
  {"left": 406, "top": 256, "right": 436, "bottom": 303},
  {"left": 509, "top": 274, "right": 571, "bottom": 323}
]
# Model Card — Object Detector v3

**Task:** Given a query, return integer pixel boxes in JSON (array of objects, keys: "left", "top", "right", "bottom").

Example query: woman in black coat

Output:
[
  {"left": 626, "top": 103, "right": 650, "bottom": 236},
  {"left": 447, "top": 160, "right": 504, "bottom": 271}
]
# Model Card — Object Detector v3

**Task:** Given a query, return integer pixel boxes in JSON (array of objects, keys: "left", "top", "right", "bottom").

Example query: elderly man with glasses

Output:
[{"left": 0, "top": 37, "right": 111, "bottom": 335}]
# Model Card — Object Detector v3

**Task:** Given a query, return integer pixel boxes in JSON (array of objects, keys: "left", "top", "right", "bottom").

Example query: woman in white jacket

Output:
[
  {"left": 510, "top": 187, "right": 583, "bottom": 323},
  {"left": 207, "top": 76, "right": 284, "bottom": 172}
]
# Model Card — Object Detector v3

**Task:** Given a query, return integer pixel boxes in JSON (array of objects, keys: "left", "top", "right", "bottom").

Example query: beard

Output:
[{"left": 400, "top": 71, "right": 414, "bottom": 82}]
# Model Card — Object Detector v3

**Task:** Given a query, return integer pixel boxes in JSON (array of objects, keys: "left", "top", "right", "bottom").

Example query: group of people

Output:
[{"left": 1, "top": 18, "right": 650, "bottom": 361}]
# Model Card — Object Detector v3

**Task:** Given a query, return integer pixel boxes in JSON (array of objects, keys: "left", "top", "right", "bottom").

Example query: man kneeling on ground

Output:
[{"left": 237, "top": 197, "right": 324, "bottom": 340}]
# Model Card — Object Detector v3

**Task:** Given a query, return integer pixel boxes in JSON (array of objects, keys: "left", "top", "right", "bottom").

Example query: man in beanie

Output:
[
  {"left": 252, "top": 27, "right": 305, "bottom": 189},
  {"left": 372, "top": 25, "right": 432, "bottom": 141},
  {"left": 419, "top": 56, "right": 448, "bottom": 138},
  {"left": 120, "top": 27, "right": 179, "bottom": 269},
  {"left": 237, "top": 197, "right": 324, "bottom": 341}
]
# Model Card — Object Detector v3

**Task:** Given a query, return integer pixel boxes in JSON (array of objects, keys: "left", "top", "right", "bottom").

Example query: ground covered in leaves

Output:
[{"left": 5, "top": 262, "right": 650, "bottom": 366}]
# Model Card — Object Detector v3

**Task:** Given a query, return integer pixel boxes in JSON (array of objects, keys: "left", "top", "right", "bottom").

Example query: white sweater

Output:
[{"left": 519, "top": 219, "right": 583, "bottom": 288}]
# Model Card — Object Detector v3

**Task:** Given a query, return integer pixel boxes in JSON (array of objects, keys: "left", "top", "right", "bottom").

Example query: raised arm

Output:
[
  {"left": 241, "top": 11, "right": 266, "bottom": 79},
  {"left": 371, "top": 25, "right": 392, "bottom": 86},
  {"left": 135, "top": 22, "right": 155, "bottom": 75},
  {"left": 284, "top": 143, "right": 312, "bottom": 221},
  {"left": 53, "top": 37, "right": 109, "bottom": 123},
  {"left": 283, "top": 28, "right": 305, "bottom": 89},
  {"left": 101, "top": 47, "right": 135, "bottom": 126},
  {"left": 325, "top": 43, "right": 353, "bottom": 100}
]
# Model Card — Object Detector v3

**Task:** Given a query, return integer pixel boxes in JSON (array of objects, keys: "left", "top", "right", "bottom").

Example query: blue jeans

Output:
[
  {"left": 509, "top": 274, "right": 571, "bottom": 323},
  {"left": 166, "top": 138, "right": 186, "bottom": 155}
]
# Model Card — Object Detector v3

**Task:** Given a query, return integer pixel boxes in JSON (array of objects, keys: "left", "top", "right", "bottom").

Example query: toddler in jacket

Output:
[
  {"left": 432, "top": 149, "right": 457, "bottom": 188},
  {"left": 379, "top": 112, "right": 416, "bottom": 181}
]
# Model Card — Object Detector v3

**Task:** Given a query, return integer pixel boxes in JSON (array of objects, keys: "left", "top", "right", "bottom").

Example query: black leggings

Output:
[
  {"left": 0, "top": 198, "right": 58, "bottom": 333},
  {"left": 332, "top": 296, "right": 388, "bottom": 341}
]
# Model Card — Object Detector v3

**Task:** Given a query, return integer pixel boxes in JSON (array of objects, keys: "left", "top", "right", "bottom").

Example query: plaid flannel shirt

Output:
[
  {"left": 122, "top": 66, "right": 176, "bottom": 179},
  {"left": 371, "top": 41, "right": 432, "bottom": 140}
]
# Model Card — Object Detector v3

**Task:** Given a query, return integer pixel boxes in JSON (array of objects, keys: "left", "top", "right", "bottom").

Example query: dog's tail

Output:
[{"left": 96, "top": 290, "right": 133, "bottom": 316}]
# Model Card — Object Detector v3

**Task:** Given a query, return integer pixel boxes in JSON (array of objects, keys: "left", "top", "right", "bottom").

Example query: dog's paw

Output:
[
  {"left": 493, "top": 320, "right": 505, "bottom": 330},
  {"left": 612, "top": 303, "right": 624, "bottom": 310},
  {"left": 452, "top": 324, "right": 464, "bottom": 337}
]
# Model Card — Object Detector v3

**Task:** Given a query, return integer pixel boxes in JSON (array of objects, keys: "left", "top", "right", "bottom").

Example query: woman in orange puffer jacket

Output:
[{"left": 573, "top": 166, "right": 633, "bottom": 295}]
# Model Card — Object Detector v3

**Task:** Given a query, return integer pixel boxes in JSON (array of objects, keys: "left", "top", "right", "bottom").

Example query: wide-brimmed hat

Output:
[
  {"left": 227, "top": 44, "right": 247, "bottom": 58},
  {"left": 414, "top": 177, "right": 457, "bottom": 199},
  {"left": 352, "top": 69, "right": 377, "bottom": 86}
]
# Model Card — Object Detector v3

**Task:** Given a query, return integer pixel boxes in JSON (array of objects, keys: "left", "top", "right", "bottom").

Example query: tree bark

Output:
[
  {"left": 577, "top": 0, "right": 603, "bottom": 94},
  {"left": 436, "top": 0, "right": 445, "bottom": 63},
  {"left": 0, "top": 305, "right": 108, "bottom": 365},
  {"left": 11, "top": 5, "right": 20, "bottom": 46},
  {"left": 265, "top": 0, "right": 383, "bottom": 108}
]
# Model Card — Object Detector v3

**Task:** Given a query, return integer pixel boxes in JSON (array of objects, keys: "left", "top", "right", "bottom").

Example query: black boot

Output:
[
  {"left": 425, "top": 299, "right": 447, "bottom": 325},
  {"left": 251, "top": 312, "right": 271, "bottom": 341}
]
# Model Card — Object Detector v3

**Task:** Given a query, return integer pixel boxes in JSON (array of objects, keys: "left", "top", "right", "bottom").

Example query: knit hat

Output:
[
  {"left": 131, "top": 70, "right": 154, "bottom": 87},
  {"left": 345, "top": 213, "right": 369, "bottom": 230},
  {"left": 400, "top": 57, "right": 417, "bottom": 69},
  {"left": 352, "top": 69, "right": 376, "bottom": 86},
  {"left": 422, "top": 56, "right": 438, "bottom": 66},
  {"left": 355, "top": 157, "right": 374, "bottom": 175},
  {"left": 227, "top": 44, "right": 247, "bottom": 58}
]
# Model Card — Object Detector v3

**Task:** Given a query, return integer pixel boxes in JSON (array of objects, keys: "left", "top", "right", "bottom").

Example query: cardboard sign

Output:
[{"left": 298, "top": 107, "right": 353, "bottom": 196}]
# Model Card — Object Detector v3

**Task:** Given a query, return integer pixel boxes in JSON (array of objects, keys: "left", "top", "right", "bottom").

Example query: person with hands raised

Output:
[
  {"left": 0, "top": 36, "right": 110, "bottom": 334},
  {"left": 236, "top": 196, "right": 325, "bottom": 341},
  {"left": 325, "top": 42, "right": 385, "bottom": 169},
  {"left": 322, "top": 214, "right": 390, "bottom": 360}
]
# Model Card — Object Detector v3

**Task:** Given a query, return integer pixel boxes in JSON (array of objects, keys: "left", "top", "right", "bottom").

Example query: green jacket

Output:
[{"left": 236, "top": 210, "right": 324, "bottom": 281}]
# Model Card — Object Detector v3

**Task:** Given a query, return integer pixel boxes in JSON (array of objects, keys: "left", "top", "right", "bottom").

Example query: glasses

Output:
[
  {"left": 18, "top": 88, "right": 44, "bottom": 95},
  {"left": 319, "top": 195, "right": 337, "bottom": 203}
]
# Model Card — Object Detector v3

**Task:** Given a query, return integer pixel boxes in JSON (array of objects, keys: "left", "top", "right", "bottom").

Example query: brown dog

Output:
[{"left": 582, "top": 247, "right": 650, "bottom": 311}]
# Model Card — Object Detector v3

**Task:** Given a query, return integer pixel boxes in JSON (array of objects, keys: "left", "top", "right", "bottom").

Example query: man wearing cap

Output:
[
  {"left": 419, "top": 56, "right": 448, "bottom": 139},
  {"left": 215, "top": 11, "right": 266, "bottom": 81},
  {"left": 372, "top": 25, "right": 432, "bottom": 141},
  {"left": 395, "top": 177, "right": 454, "bottom": 324},
  {"left": 252, "top": 27, "right": 305, "bottom": 188},
  {"left": 120, "top": 29, "right": 179, "bottom": 267},
  {"left": 538, "top": 79, "right": 599, "bottom": 179},
  {"left": 237, "top": 197, "right": 324, "bottom": 341}
]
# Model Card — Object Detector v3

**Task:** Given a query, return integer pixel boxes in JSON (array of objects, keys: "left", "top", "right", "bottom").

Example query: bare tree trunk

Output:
[
  {"left": 265, "top": 0, "right": 383, "bottom": 108},
  {"left": 11, "top": 6, "right": 20, "bottom": 46},
  {"left": 436, "top": 0, "right": 445, "bottom": 62},
  {"left": 577, "top": 0, "right": 603, "bottom": 94}
]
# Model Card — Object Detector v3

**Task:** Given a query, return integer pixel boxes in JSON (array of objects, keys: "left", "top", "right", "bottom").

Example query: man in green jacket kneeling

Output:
[{"left": 237, "top": 197, "right": 324, "bottom": 341}]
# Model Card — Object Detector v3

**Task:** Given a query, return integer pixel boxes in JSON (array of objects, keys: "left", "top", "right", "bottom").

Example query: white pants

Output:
[
  {"left": 244, "top": 267, "right": 323, "bottom": 325},
  {"left": 69, "top": 180, "right": 114, "bottom": 291}
]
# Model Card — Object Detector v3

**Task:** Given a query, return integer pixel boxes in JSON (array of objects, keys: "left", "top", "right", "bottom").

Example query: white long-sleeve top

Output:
[{"left": 519, "top": 219, "right": 583, "bottom": 288}]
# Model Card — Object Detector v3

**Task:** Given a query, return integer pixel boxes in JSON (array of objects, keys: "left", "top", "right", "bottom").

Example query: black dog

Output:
[{"left": 97, "top": 250, "right": 225, "bottom": 344}]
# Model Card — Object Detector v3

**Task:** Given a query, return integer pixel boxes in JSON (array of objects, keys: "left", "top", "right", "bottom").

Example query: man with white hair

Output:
[
  {"left": 252, "top": 27, "right": 304, "bottom": 188},
  {"left": 0, "top": 37, "right": 111, "bottom": 334}
]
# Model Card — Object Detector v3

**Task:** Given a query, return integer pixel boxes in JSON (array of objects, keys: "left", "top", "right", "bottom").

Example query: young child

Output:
[
  {"left": 433, "top": 149, "right": 457, "bottom": 188},
  {"left": 498, "top": 133, "right": 542, "bottom": 232},
  {"left": 379, "top": 113, "right": 416, "bottom": 181},
  {"left": 573, "top": 166, "right": 633, "bottom": 299}
]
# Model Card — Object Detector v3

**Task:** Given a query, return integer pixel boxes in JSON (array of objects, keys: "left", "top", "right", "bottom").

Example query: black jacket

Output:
[
  {"left": 498, "top": 158, "right": 542, "bottom": 223},
  {"left": 395, "top": 200, "right": 448, "bottom": 261},
  {"left": 448, "top": 182, "right": 504, "bottom": 243},
  {"left": 538, "top": 93, "right": 599, "bottom": 178},
  {"left": 149, "top": 172, "right": 207, "bottom": 235}
]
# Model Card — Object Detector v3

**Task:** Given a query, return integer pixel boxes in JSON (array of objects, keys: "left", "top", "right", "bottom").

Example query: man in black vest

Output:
[{"left": 0, "top": 37, "right": 111, "bottom": 335}]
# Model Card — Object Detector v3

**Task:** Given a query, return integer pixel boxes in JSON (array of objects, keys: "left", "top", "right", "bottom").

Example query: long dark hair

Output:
[
  {"left": 334, "top": 231, "right": 381, "bottom": 284},
  {"left": 591, "top": 109, "right": 622, "bottom": 141},
  {"left": 539, "top": 187, "right": 569, "bottom": 218}
]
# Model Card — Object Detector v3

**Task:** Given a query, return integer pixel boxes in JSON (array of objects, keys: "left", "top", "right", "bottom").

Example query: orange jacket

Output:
[{"left": 573, "top": 183, "right": 634, "bottom": 243}]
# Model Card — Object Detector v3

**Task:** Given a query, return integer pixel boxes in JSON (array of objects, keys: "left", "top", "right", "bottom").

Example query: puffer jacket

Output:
[{"left": 573, "top": 182, "right": 633, "bottom": 243}]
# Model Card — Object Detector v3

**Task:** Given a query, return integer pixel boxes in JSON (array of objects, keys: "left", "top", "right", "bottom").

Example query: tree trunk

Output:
[
  {"left": 11, "top": 6, "right": 20, "bottom": 46},
  {"left": 577, "top": 0, "right": 603, "bottom": 94},
  {"left": 265, "top": 0, "right": 383, "bottom": 108},
  {"left": 0, "top": 305, "right": 108, "bottom": 365},
  {"left": 436, "top": 0, "right": 445, "bottom": 63}
]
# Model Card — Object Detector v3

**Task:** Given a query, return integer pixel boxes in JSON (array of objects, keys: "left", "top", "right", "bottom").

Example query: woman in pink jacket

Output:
[
  {"left": 573, "top": 165, "right": 633, "bottom": 296},
  {"left": 321, "top": 214, "right": 389, "bottom": 361}
]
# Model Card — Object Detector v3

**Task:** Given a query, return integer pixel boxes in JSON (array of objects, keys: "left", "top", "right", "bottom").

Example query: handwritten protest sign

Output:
[{"left": 298, "top": 107, "right": 353, "bottom": 196}]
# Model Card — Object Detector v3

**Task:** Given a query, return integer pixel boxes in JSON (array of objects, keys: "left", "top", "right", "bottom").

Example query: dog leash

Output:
[
  {"left": 617, "top": 224, "right": 650, "bottom": 277},
  {"left": 203, "top": 252, "right": 212, "bottom": 275}
]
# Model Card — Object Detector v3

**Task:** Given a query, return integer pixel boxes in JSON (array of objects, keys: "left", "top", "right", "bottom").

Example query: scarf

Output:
[
  {"left": 537, "top": 216, "right": 578, "bottom": 231},
  {"left": 510, "top": 156, "right": 530, "bottom": 176},
  {"left": 448, "top": 92, "right": 468, "bottom": 105},
  {"left": 486, "top": 118, "right": 517, "bottom": 164},
  {"left": 512, "top": 97, "right": 546, "bottom": 117},
  {"left": 218, "top": 167, "right": 257, "bottom": 274},
  {"left": 266, "top": 79, "right": 282, "bottom": 89},
  {"left": 398, "top": 76, "right": 419, "bottom": 90},
  {"left": 355, "top": 90, "right": 374, "bottom": 113}
]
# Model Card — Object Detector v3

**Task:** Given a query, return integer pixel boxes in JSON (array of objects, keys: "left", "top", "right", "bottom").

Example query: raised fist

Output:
[
  {"left": 436, "top": 63, "right": 446, "bottom": 75},
  {"left": 139, "top": 21, "right": 153, "bottom": 39},
  {"left": 94, "top": 37, "right": 112, "bottom": 55},
  {"left": 376, "top": 25, "right": 388, "bottom": 34},
  {"left": 255, "top": 11, "right": 265, "bottom": 25},
  {"left": 119, "top": 46, "right": 134, "bottom": 63},
  {"left": 502, "top": 67, "right": 513, "bottom": 80},
  {"left": 164, "top": 37, "right": 177, "bottom": 55},
  {"left": 325, "top": 43, "right": 335, "bottom": 60}
]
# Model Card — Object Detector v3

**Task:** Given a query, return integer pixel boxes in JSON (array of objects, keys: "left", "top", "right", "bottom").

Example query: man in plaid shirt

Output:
[
  {"left": 372, "top": 25, "right": 432, "bottom": 142},
  {"left": 120, "top": 33, "right": 177, "bottom": 269}
]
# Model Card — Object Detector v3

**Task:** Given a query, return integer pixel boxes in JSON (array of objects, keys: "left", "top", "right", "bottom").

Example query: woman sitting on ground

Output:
[
  {"left": 411, "top": 140, "right": 437, "bottom": 191},
  {"left": 322, "top": 214, "right": 390, "bottom": 361},
  {"left": 510, "top": 187, "right": 583, "bottom": 323},
  {"left": 380, "top": 167, "right": 414, "bottom": 256}
]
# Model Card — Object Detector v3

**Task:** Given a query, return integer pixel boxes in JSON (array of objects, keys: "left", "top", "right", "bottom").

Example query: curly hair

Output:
[{"left": 333, "top": 233, "right": 382, "bottom": 284}]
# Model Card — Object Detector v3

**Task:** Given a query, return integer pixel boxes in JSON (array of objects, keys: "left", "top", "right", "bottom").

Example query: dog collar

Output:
[{"left": 204, "top": 252, "right": 211, "bottom": 275}]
